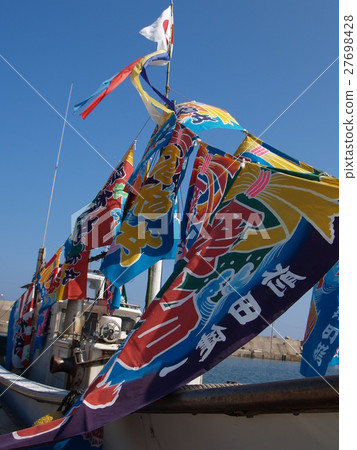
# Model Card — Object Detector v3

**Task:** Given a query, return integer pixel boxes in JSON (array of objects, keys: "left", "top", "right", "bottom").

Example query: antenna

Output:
[{"left": 41, "top": 83, "right": 73, "bottom": 249}]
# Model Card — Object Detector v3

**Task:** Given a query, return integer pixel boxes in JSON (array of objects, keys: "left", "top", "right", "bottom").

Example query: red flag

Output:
[
  {"left": 71, "top": 147, "right": 133, "bottom": 251},
  {"left": 54, "top": 251, "right": 89, "bottom": 301}
]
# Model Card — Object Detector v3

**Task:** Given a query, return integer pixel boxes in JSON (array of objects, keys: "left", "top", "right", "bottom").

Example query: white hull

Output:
[
  {"left": 0, "top": 365, "right": 66, "bottom": 426},
  {"left": 0, "top": 365, "right": 338, "bottom": 449},
  {"left": 107, "top": 411, "right": 338, "bottom": 450}
]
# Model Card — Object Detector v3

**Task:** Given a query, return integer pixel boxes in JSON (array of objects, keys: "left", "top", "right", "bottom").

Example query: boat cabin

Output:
[{"left": 27, "top": 271, "right": 142, "bottom": 391}]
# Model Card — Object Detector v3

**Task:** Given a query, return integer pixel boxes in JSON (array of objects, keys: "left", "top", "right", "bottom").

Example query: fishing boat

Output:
[{"left": 0, "top": 3, "right": 339, "bottom": 449}]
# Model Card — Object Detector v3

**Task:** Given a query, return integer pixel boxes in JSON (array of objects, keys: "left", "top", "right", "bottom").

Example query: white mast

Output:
[{"left": 145, "top": 1, "right": 174, "bottom": 308}]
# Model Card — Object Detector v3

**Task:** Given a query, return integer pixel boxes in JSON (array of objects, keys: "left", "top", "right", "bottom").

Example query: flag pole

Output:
[
  {"left": 145, "top": 1, "right": 174, "bottom": 309},
  {"left": 165, "top": 0, "right": 174, "bottom": 97}
]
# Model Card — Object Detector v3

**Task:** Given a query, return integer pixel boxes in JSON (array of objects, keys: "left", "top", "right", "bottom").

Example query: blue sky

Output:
[{"left": 0, "top": 0, "right": 338, "bottom": 339}]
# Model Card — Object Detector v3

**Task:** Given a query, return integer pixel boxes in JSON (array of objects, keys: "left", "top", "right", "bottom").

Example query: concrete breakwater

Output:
[{"left": 231, "top": 336, "right": 302, "bottom": 362}]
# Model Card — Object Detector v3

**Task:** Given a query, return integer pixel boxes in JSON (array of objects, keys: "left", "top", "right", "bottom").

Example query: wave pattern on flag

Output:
[
  {"left": 300, "top": 261, "right": 339, "bottom": 377},
  {"left": 0, "top": 160, "right": 339, "bottom": 449},
  {"left": 175, "top": 142, "right": 240, "bottom": 264},
  {"left": 174, "top": 101, "right": 244, "bottom": 133},
  {"left": 100, "top": 122, "right": 196, "bottom": 287}
]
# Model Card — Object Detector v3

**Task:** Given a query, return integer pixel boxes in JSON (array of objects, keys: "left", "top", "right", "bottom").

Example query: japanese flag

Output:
[{"left": 139, "top": 6, "right": 174, "bottom": 55}]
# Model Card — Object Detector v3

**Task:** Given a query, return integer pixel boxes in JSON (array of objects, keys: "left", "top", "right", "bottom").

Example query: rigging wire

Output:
[
  {"left": 168, "top": 86, "right": 191, "bottom": 102},
  {"left": 41, "top": 83, "right": 73, "bottom": 249},
  {"left": 132, "top": 115, "right": 151, "bottom": 144}
]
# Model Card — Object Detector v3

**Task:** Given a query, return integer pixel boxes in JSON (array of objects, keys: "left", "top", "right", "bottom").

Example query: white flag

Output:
[{"left": 139, "top": 6, "right": 174, "bottom": 55}]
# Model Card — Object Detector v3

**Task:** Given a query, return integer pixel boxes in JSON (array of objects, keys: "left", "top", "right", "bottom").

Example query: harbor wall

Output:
[
  {"left": 0, "top": 300, "right": 14, "bottom": 336},
  {"left": 231, "top": 336, "right": 302, "bottom": 362}
]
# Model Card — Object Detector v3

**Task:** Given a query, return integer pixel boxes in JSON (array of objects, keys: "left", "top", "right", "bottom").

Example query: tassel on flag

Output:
[
  {"left": 74, "top": 57, "right": 142, "bottom": 119},
  {"left": 74, "top": 6, "right": 174, "bottom": 119},
  {"left": 139, "top": 5, "right": 174, "bottom": 56},
  {"left": 74, "top": 51, "right": 172, "bottom": 121}
]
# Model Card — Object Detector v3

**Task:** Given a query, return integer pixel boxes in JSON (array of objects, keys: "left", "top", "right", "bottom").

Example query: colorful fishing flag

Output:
[
  {"left": 128, "top": 113, "right": 177, "bottom": 186},
  {"left": 300, "top": 261, "right": 339, "bottom": 377},
  {"left": 50, "top": 250, "right": 90, "bottom": 302},
  {"left": 329, "top": 347, "right": 339, "bottom": 366},
  {"left": 175, "top": 142, "right": 240, "bottom": 264},
  {"left": 5, "top": 285, "right": 34, "bottom": 370},
  {"left": 235, "top": 133, "right": 324, "bottom": 175},
  {"left": 0, "top": 159, "right": 339, "bottom": 449},
  {"left": 100, "top": 121, "right": 196, "bottom": 287},
  {"left": 104, "top": 280, "right": 123, "bottom": 315},
  {"left": 69, "top": 147, "right": 133, "bottom": 255},
  {"left": 117, "top": 163, "right": 339, "bottom": 370},
  {"left": 123, "top": 161, "right": 149, "bottom": 214},
  {"left": 139, "top": 5, "right": 174, "bottom": 55},
  {"left": 236, "top": 133, "right": 339, "bottom": 379},
  {"left": 32, "top": 307, "right": 51, "bottom": 353},
  {"left": 37, "top": 247, "right": 62, "bottom": 310}
]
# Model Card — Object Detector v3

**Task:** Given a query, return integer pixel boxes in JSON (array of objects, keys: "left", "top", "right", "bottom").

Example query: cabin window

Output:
[{"left": 55, "top": 308, "right": 67, "bottom": 334}]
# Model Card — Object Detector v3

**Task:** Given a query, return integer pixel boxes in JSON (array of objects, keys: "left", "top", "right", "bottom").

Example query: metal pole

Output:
[
  {"left": 164, "top": 0, "right": 174, "bottom": 98},
  {"left": 28, "top": 84, "right": 73, "bottom": 364},
  {"left": 28, "top": 247, "right": 46, "bottom": 365},
  {"left": 145, "top": 1, "right": 174, "bottom": 308}
]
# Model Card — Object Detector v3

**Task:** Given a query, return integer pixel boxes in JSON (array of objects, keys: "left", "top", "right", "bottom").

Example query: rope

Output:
[{"left": 57, "top": 389, "right": 83, "bottom": 414}]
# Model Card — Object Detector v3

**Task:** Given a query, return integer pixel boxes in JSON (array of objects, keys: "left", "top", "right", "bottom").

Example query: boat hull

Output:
[
  {"left": 0, "top": 365, "right": 66, "bottom": 426},
  {"left": 0, "top": 365, "right": 338, "bottom": 449},
  {"left": 106, "top": 411, "right": 338, "bottom": 450}
]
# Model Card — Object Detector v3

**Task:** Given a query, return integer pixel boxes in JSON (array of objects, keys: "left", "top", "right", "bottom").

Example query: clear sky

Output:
[{"left": 0, "top": 0, "right": 338, "bottom": 340}]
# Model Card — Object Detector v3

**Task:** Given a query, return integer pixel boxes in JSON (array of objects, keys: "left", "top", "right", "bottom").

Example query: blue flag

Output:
[
  {"left": 300, "top": 261, "right": 339, "bottom": 377},
  {"left": 100, "top": 122, "right": 196, "bottom": 287}
]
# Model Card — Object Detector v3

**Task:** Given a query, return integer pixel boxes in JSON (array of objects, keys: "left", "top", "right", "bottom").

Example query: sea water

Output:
[{"left": 202, "top": 356, "right": 339, "bottom": 384}]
